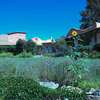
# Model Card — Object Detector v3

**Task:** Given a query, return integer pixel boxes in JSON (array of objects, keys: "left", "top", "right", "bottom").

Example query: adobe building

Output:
[
  {"left": 66, "top": 22, "right": 100, "bottom": 51},
  {"left": 32, "top": 37, "right": 55, "bottom": 54},
  {"left": 0, "top": 32, "right": 26, "bottom": 46}
]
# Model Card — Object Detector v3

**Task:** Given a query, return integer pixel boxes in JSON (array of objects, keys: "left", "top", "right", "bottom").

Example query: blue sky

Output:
[{"left": 0, "top": 0, "right": 86, "bottom": 39}]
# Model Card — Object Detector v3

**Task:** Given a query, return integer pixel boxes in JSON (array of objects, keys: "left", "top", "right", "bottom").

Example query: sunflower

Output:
[{"left": 71, "top": 31, "right": 78, "bottom": 37}]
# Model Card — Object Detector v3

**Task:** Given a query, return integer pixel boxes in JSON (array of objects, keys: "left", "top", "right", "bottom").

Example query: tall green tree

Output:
[
  {"left": 16, "top": 39, "right": 26, "bottom": 54},
  {"left": 53, "top": 37, "right": 68, "bottom": 55},
  {"left": 26, "top": 40, "right": 36, "bottom": 54},
  {"left": 80, "top": 0, "right": 100, "bottom": 29}
]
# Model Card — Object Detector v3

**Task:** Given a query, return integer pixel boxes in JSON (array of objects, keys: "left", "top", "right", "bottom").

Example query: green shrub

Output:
[
  {"left": 15, "top": 52, "right": 33, "bottom": 58},
  {"left": 42, "top": 87, "right": 86, "bottom": 100},
  {"left": 0, "top": 46, "right": 16, "bottom": 54},
  {"left": 88, "top": 51, "right": 100, "bottom": 58},
  {"left": 0, "top": 76, "right": 61, "bottom": 100},
  {"left": 0, "top": 52, "right": 13, "bottom": 57},
  {"left": 93, "top": 44, "right": 100, "bottom": 51},
  {"left": 57, "top": 85, "right": 86, "bottom": 100},
  {"left": 60, "top": 88, "right": 86, "bottom": 100},
  {"left": 0, "top": 77, "right": 43, "bottom": 100},
  {"left": 95, "top": 52, "right": 100, "bottom": 58},
  {"left": 79, "top": 80, "right": 100, "bottom": 90},
  {"left": 43, "top": 53, "right": 56, "bottom": 57},
  {"left": 41, "top": 87, "right": 62, "bottom": 100},
  {"left": 0, "top": 76, "right": 87, "bottom": 100}
]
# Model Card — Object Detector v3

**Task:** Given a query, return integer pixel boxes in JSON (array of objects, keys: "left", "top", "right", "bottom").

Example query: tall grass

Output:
[
  {"left": 0, "top": 52, "right": 13, "bottom": 57},
  {"left": 0, "top": 57, "right": 69, "bottom": 81},
  {"left": 79, "top": 80, "right": 100, "bottom": 90},
  {"left": 0, "top": 57, "right": 99, "bottom": 84}
]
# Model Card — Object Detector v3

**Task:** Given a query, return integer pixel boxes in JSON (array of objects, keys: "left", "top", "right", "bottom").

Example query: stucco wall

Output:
[
  {"left": 0, "top": 33, "right": 26, "bottom": 45},
  {"left": 0, "top": 35, "right": 8, "bottom": 45},
  {"left": 8, "top": 33, "right": 26, "bottom": 45}
]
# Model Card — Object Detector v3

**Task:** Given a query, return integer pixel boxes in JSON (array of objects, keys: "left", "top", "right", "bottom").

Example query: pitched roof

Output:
[
  {"left": 66, "top": 22, "right": 100, "bottom": 38},
  {"left": 8, "top": 32, "right": 26, "bottom": 35}
]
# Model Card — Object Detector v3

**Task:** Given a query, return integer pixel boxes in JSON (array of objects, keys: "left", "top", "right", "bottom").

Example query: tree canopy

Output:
[{"left": 80, "top": 0, "right": 100, "bottom": 29}]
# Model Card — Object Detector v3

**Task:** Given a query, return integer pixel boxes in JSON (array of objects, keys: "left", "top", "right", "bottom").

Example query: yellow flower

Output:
[{"left": 71, "top": 31, "right": 78, "bottom": 37}]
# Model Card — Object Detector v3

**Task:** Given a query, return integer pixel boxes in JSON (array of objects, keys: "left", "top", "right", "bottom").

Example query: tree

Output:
[
  {"left": 26, "top": 40, "right": 36, "bottom": 54},
  {"left": 80, "top": 0, "right": 100, "bottom": 29},
  {"left": 53, "top": 37, "right": 68, "bottom": 56},
  {"left": 56, "top": 37, "right": 67, "bottom": 51},
  {"left": 16, "top": 39, "right": 26, "bottom": 54}
]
